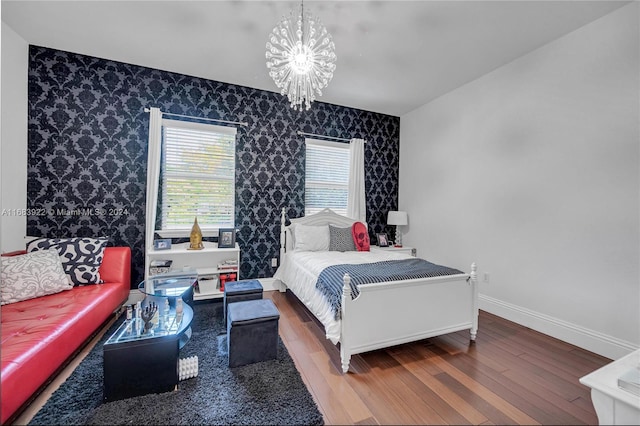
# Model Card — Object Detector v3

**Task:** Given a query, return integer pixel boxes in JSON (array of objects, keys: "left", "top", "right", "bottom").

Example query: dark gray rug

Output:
[{"left": 29, "top": 302, "right": 324, "bottom": 425}]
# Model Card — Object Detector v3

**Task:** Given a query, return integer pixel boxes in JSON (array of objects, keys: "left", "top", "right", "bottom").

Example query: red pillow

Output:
[{"left": 351, "top": 222, "right": 370, "bottom": 252}]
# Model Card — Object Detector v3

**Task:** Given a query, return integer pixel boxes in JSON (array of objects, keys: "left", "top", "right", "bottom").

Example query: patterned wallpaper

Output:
[{"left": 27, "top": 46, "right": 400, "bottom": 287}]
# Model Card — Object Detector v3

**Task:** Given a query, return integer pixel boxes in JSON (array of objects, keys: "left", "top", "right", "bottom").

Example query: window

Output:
[
  {"left": 304, "top": 138, "right": 350, "bottom": 216},
  {"left": 159, "top": 119, "right": 236, "bottom": 234}
]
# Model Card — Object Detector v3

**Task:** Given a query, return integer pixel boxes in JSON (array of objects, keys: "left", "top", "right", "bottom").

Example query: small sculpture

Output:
[
  {"left": 141, "top": 302, "right": 158, "bottom": 332},
  {"left": 189, "top": 217, "right": 204, "bottom": 250}
]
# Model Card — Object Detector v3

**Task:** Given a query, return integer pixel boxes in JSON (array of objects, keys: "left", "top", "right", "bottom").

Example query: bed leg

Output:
[
  {"left": 470, "top": 262, "right": 479, "bottom": 343},
  {"left": 341, "top": 352, "right": 351, "bottom": 373},
  {"left": 340, "top": 273, "right": 352, "bottom": 373}
]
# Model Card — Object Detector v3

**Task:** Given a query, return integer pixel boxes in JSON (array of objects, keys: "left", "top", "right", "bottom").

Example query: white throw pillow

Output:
[
  {"left": 286, "top": 224, "right": 296, "bottom": 252},
  {"left": 1, "top": 249, "right": 72, "bottom": 305},
  {"left": 293, "top": 224, "right": 330, "bottom": 252}
]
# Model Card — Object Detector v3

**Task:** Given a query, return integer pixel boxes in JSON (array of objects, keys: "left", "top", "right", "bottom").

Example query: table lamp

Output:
[{"left": 387, "top": 211, "right": 408, "bottom": 247}]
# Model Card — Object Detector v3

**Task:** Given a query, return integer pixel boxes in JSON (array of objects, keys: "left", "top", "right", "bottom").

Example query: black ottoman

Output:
[
  {"left": 224, "top": 279, "right": 263, "bottom": 323},
  {"left": 227, "top": 299, "right": 280, "bottom": 368}
]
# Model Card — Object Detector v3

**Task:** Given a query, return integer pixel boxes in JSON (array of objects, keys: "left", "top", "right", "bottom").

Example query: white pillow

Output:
[
  {"left": 1, "top": 249, "right": 72, "bottom": 305},
  {"left": 286, "top": 224, "right": 296, "bottom": 252},
  {"left": 293, "top": 224, "right": 330, "bottom": 252}
]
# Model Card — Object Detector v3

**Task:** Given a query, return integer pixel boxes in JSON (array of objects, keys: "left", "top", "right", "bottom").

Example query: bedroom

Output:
[{"left": 1, "top": 0, "right": 639, "bottom": 424}]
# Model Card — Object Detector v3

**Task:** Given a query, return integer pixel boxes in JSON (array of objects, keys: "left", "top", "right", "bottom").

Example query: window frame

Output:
[
  {"left": 156, "top": 118, "right": 236, "bottom": 238},
  {"left": 304, "top": 138, "right": 351, "bottom": 217}
]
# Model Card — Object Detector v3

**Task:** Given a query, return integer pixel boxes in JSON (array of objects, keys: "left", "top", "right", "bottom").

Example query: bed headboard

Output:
[{"left": 279, "top": 208, "right": 357, "bottom": 256}]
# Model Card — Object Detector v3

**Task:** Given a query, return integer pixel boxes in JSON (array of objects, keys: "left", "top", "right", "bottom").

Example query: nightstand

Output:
[{"left": 371, "top": 245, "right": 416, "bottom": 257}]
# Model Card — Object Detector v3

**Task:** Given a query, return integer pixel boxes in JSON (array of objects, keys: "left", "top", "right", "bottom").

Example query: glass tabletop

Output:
[
  {"left": 138, "top": 271, "right": 198, "bottom": 298},
  {"left": 104, "top": 302, "right": 193, "bottom": 345}
]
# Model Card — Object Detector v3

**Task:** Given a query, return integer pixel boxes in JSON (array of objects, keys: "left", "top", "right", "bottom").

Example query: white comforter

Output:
[{"left": 273, "top": 249, "right": 412, "bottom": 344}]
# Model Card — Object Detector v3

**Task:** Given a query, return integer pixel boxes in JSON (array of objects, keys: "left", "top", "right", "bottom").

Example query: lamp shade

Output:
[{"left": 387, "top": 211, "right": 408, "bottom": 226}]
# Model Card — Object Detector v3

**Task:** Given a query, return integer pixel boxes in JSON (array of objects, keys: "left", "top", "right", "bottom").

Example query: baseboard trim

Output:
[
  {"left": 258, "top": 277, "right": 279, "bottom": 292},
  {"left": 479, "top": 294, "right": 638, "bottom": 360}
]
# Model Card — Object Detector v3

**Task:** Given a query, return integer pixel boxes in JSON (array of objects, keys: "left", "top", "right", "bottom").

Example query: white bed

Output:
[{"left": 273, "top": 208, "right": 479, "bottom": 373}]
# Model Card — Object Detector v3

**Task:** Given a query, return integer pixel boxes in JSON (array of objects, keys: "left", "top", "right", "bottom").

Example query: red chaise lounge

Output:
[{"left": 1, "top": 247, "right": 131, "bottom": 424}]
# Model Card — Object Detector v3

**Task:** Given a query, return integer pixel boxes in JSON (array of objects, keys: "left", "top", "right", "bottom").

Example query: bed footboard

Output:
[{"left": 339, "top": 263, "right": 478, "bottom": 373}]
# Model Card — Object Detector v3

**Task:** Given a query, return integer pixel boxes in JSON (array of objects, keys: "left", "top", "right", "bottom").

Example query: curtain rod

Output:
[
  {"left": 296, "top": 131, "right": 365, "bottom": 143},
  {"left": 144, "top": 107, "right": 248, "bottom": 127}
]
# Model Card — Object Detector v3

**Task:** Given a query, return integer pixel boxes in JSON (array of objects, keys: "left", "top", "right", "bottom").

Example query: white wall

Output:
[
  {"left": 1, "top": 21, "right": 28, "bottom": 252},
  {"left": 400, "top": 3, "right": 639, "bottom": 360}
]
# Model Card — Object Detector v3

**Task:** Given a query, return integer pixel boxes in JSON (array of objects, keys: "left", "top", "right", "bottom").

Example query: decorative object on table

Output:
[
  {"left": 189, "top": 217, "right": 204, "bottom": 250},
  {"left": 125, "top": 305, "right": 133, "bottom": 332},
  {"left": 163, "top": 298, "right": 170, "bottom": 318},
  {"left": 178, "top": 355, "right": 199, "bottom": 381},
  {"left": 153, "top": 238, "right": 172, "bottom": 250},
  {"left": 387, "top": 210, "right": 408, "bottom": 247},
  {"left": 376, "top": 233, "right": 389, "bottom": 247},
  {"left": 217, "top": 228, "right": 236, "bottom": 248},
  {"left": 265, "top": 0, "right": 336, "bottom": 111},
  {"left": 141, "top": 302, "right": 158, "bottom": 332},
  {"left": 149, "top": 259, "right": 173, "bottom": 276}
]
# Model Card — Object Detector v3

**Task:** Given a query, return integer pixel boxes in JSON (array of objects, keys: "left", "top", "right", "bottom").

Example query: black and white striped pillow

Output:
[{"left": 27, "top": 237, "right": 109, "bottom": 286}]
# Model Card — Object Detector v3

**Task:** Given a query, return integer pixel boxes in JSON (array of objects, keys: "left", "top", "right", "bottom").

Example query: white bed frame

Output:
[{"left": 276, "top": 208, "right": 479, "bottom": 373}]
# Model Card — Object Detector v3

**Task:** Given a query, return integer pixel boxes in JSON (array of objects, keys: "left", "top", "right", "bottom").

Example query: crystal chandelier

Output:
[{"left": 265, "top": 0, "right": 337, "bottom": 111}]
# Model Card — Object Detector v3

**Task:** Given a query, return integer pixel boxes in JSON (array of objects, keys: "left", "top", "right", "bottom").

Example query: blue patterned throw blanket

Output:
[{"left": 316, "top": 258, "right": 464, "bottom": 319}]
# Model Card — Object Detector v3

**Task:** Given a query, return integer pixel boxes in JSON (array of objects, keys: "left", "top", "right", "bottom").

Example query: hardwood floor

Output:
[
  {"left": 14, "top": 290, "right": 610, "bottom": 425},
  {"left": 265, "top": 290, "right": 610, "bottom": 425}
]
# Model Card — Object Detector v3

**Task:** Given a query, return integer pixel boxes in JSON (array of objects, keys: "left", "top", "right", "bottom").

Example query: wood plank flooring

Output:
[
  {"left": 14, "top": 290, "right": 611, "bottom": 425},
  {"left": 265, "top": 290, "right": 611, "bottom": 425}
]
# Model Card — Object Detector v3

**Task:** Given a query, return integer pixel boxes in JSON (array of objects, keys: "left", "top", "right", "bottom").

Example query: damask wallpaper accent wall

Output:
[{"left": 27, "top": 45, "right": 400, "bottom": 287}]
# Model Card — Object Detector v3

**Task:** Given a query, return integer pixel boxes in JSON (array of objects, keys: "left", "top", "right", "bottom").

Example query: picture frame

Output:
[
  {"left": 218, "top": 228, "right": 236, "bottom": 248},
  {"left": 153, "top": 238, "right": 172, "bottom": 250},
  {"left": 376, "top": 233, "right": 389, "bottom": 247}
]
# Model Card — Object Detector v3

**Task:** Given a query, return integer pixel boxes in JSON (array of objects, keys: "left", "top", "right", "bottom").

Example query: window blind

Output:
[
  {"left": 305, "top": 138, "right": 350, "bottom": 216},
  {"left": 160, "top": 119, "right": 236, "bottom": 231}
]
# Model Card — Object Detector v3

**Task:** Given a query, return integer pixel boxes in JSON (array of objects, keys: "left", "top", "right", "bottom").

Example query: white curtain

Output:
[
  {"left": 347, "top": 138, "right": 366, "bottom": 223},
  {"left": 145, "top": 107, "right": 162, "bottom": 278}
]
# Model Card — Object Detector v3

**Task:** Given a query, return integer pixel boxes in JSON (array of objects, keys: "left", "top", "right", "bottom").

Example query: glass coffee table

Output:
[
  {"left": 103, "top": 273, "right": 197, "bottom": 401},
  {"left": 140, "top": 271, "right": 198, "bottom": 300}
]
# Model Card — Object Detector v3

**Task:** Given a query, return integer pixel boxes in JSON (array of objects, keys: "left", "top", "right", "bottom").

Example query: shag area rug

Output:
[{"left": 29, "top": 302, "right": 324, "bottom": 425}]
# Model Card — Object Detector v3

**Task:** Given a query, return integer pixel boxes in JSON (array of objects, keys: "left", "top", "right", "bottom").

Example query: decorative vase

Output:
[{"left": 189, "top": 217, "right": 204, "bottom": 250}]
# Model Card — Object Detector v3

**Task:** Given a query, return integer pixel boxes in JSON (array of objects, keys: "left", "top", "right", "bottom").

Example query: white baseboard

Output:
[
  {"left": 479, "top": 294, "right": 638, "bottom": 360},
  {"left": 257, "top": 277, "right": 279, "bottom": 292}
]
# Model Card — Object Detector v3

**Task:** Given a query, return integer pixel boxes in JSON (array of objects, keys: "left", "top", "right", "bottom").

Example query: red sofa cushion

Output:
[{"left": 0, "top": 246, "right": 130, "bottom": 424}]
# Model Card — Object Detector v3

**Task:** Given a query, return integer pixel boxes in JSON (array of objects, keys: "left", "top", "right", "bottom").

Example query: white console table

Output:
[
  {"left": 580, "top": 349, "right": 640, "bottom": 425},
  {"left": 146, "top": 241, "right": 240, "bottom": 301}
]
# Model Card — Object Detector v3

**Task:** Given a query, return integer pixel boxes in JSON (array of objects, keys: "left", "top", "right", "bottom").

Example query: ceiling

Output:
[{"left": 1, "top": 0, "right": 628, "bottom": 116}]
